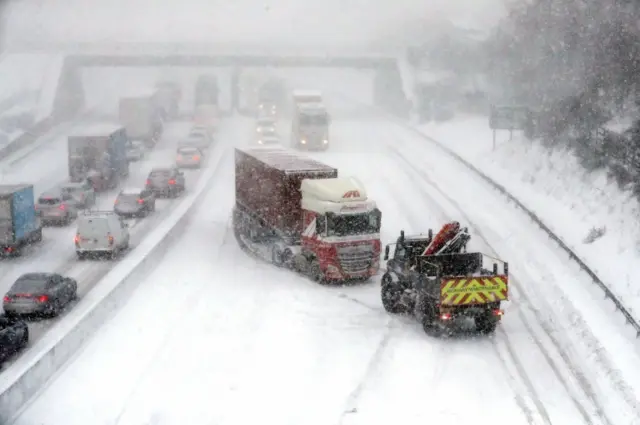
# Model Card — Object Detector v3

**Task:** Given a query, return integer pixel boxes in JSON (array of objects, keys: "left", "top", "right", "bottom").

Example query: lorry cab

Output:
[
  {"left": 300, "top": 177, "right": 381, "bottom": 281},
  {"left": 292, "top": 105, "right": 330, "bottom": 150}
]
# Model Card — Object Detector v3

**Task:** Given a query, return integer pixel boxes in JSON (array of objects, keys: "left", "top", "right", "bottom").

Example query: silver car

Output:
[
  {"left": 35, "top": 190, "right": 78, "bottom": 226},
  {"left": 145, "top": 166, "right": 186, "bottom": 198},
  {"left": 176, "top": 146, "right": 204, "bottom": 168},
  {"left": 179, "top": 134, "right": 210, "bottom": 151},
  {"left": 114, "top": 188, "right": 156, "bottom": 218},
  {"left": 59, "top": 181, "right": 96, "bottom": 209},
  {"left": 3, "top": 273, "right": 77, "bottom": 317}
]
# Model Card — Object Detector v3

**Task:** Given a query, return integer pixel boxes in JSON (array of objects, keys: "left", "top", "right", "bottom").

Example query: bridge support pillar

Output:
[
  {"left": 231, "top": 66, "right": 241, "bottom": 113},
  {"left": 52, "top": 59, "right": 85, "bottom": 121},
  {"left": 373, "top": 62, "right": 409, "bottom": 118}
]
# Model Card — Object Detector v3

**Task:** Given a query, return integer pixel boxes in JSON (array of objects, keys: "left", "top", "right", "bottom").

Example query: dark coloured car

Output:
[
  {"left": 145, "top": 167, "right": 186, "bottom": 198},
  {"left": 114, "top": 188, "right": 156, "bottom": 217},
  {"left": 0, "top": 315, "right": 28, "bottom": 364},
  {"left": 3, "top": 273, "right": 78, "bottom": 317}
]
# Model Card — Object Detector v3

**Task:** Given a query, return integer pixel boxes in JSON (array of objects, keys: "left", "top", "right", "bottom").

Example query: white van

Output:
[{"left": 74, "top": 211, "right": 130, "bottom": 259}]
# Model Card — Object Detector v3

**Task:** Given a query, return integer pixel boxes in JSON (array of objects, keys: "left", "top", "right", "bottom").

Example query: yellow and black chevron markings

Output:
[{"left": 440, "top": 275, "right": 509, "bottom": 306}]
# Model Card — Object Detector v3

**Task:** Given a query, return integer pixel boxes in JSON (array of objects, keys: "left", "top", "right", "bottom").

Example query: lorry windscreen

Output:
[
  {"left": 327, "top": 210, "right": 381, "bottom": 236},
  {"left": 300, "top": 114, "right": 327, "bottom": 126}
]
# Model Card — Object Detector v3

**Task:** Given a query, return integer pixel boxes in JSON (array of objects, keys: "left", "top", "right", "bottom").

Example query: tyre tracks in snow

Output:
[{"left": 387, "top": 146, "right": 616, "bottom": 425}]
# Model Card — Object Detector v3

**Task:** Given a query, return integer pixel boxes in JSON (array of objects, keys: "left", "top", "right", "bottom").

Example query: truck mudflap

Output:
[{"left": 439, "top": 275, "right": 508, "bottom": 306}]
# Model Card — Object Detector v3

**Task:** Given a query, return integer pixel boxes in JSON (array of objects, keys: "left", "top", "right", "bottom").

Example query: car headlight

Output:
[
  {"left": 256, "top": 128, "right": 262, "bottom": 133},
  {"left": 258, "top": 140, "right": 263, "bottom": 144},
  {"left": 301, "top": 140, "right": 306, "bottom": 144},
  {"left": 323, "top": 139, "right": 328, "bottom": 144}
]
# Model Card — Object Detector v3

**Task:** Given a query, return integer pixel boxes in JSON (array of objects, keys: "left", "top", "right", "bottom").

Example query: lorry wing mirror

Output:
[
  {"left": 399, "top": 230, "right": 405, "bottom": 244},
  {"left": 384, "top": 245, "right": 390, "bottom": 261}
]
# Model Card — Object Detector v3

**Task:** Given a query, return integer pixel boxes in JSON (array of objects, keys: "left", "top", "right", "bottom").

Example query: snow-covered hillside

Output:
[{"left": 419, "top": 115, "right": 640, "bottom": 318}]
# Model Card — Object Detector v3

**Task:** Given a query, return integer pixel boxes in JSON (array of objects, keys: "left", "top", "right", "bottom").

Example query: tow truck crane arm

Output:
[{"left": 422, "top": 221, "right": 470, "bottom": 256}]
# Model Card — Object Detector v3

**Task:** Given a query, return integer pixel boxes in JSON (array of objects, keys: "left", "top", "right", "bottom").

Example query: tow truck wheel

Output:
[
  {"left": 381, "top": 274, "right": 405, "bottom": 314},
  {"left": 475, "top": 313, "right": 498, "bottom": 334},
  {"left": 420, "top": 301, "right": 438, "bottom": 335}
]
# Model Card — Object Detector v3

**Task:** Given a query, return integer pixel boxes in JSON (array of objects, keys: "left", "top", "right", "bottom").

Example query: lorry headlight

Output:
[
  {"left": 323, "top": 139, "right": 328, "bottom": 144},
  {"left": 256, "top": 128, "right": 262, "bottom": 133},
  {"left": 301, "top": 140, "right": 306, "bottom": 144},
  {"left": 258, "top": 140, "right": 263, "bottom": 144}
]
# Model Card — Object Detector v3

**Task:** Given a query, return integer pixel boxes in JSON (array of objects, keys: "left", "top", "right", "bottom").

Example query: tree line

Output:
[{"left": 488, "top": 0, "right": 640, "bottom": 192}]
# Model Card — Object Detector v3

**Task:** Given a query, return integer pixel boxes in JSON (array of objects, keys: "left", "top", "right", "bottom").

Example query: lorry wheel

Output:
[
  {"left": 308, "top": 260, "right": 325, "bottom": 284},
  {"left": 32, "top": 228, "right": 43, "bottom": 243},
  {"left": 381, "top": 274, "right": 405, "bottom": 314}
]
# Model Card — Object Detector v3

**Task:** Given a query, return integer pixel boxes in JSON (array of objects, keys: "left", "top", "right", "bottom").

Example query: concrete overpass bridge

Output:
[{"left": 5, "top": 42, "right": 409, "bottom": 119}]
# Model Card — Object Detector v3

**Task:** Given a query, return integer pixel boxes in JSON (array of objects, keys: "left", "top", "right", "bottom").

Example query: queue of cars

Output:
[{"left": 0, "top": 114, "right": 218, "bottom": 365}]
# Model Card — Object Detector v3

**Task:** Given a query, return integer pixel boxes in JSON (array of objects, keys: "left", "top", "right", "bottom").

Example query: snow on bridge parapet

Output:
[{"left": 5, "top": 42, "right": 397, "bottom": 61}]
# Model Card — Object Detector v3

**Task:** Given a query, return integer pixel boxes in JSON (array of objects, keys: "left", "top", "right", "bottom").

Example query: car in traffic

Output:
[
  {"left": 114, "top": 188, "right": 156, "bottom": 218},
  {"left": 179, "top": 134, "right": 210, "bottom": 151},
  {"left": 59, "top": 180, "right": 96, "bottom": 209},
  {"left": 35, "top": 190, "right": 78, "bottom": 226},
  {"left": 145, "top": 166, "right": 186, "bottom": 198},
  {"left": 257, "top": 135, "right": 280, "bottom": 146},
  {"left": 75, "top": 211, "right": 130, "bottom": 260},
  {"left": 3, "top": 273, "right": 78, "bottom": 317},
  {"left": 0, "top": 315, "right": 28, "bottom": 364},
  {"left": 190, "top": 125, "right": 213, "bottom": 139},
  {"left": 126, "top": 140, "right": 147, "bottom": 162},
  {"left": 176, "top": 146, "right": 204, "bottom": 168}
]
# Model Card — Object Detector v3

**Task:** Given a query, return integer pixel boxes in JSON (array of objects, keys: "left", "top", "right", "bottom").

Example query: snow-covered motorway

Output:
[
  {"left": 9, "top": 104, "right": 640, "bottom": 425},
  {"left": 0, "top": 116, "right": 248, "bottom": 368}
]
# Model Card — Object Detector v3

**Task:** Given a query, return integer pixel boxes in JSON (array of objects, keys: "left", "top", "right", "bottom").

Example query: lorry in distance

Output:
[
  {"left": 118, "top": 95, "right": 163, "bottom": 148},
  {"left": 195, "top": 75, "right": 219, "bottom": 107},
  {"left": 0, "top": 184, "right": 42, "bottom": 257},
  {"left": 291, "top": 104, "right": 330, "bottom": 151},
  {"left": 154, "top": 81, "right": 182, "bottom": 119},
  {"left": 67, "top": 124, "right": 129, "bottom": 192}
]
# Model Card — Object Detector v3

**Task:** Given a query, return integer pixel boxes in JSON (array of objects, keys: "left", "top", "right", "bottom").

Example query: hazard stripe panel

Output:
[{"left": 440, "top": 275, "right": 508, "bottom": 306}]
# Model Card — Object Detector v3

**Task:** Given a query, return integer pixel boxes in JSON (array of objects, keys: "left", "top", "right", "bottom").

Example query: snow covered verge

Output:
[
  {"left": 416, "top": 114, "right": 640, "bottom": 321},
  {"left": 0, "top": 144, "right": 229, "bottom": 422}
]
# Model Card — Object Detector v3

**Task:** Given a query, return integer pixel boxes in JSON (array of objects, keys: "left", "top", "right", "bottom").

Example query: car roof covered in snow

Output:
[
  {"left": 119, "top": 187, "right": 143, "bottom": 195},
  {"left": 69, "top": 123, "right": 123, "bottom": 137},
  {"left": 38, "top": 189, "right": 62, "bottom": 199},
  {"left": 237, "top": 148, "right": 336, "bottom": 174}
]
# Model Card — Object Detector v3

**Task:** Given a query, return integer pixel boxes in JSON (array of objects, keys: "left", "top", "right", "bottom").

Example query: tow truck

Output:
[{"left": 380, "top": 222, "right": 508, "bottom": 335}]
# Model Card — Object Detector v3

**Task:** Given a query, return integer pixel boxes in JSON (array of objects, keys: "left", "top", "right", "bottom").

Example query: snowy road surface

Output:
[
  {"left": 0, "top": 117, "right": 246, "bottom": 370},
  {"left": 11, "top": 111, "right": 640, "bottom": 425}
]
